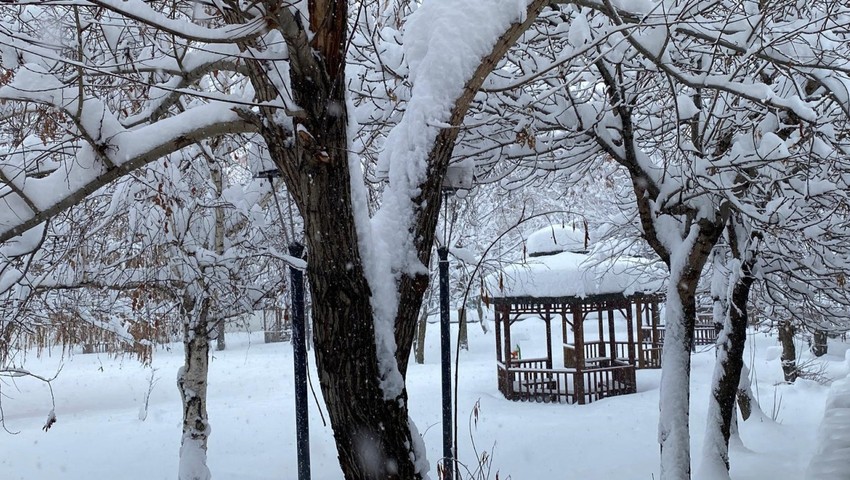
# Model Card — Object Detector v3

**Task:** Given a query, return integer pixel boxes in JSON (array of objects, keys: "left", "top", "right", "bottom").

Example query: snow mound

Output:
[
  {"left": 526, "top": 225, "right": 589, "bottom": 256},
  {"left": 764, "top": 346, "right": 782, "bottom": 362},
  {"left": 806, "top": 374, "right": 850, "bottom": 479}
]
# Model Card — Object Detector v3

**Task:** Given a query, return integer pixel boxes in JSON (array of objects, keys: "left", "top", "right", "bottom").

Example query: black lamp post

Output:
[
  {"left": 257, "top": 169, "right": 310, "bottom": 480},
  {"left": 288, "top": 242, "right": 310, "bottom": 480},
  {"left": 438, "top": 164, "right": 474, "bottom": 480},
  {"left": 437, "top": 241, "right": 452, "bottom": 480}
]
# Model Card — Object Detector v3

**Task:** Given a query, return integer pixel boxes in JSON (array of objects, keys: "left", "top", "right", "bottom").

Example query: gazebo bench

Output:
[
  {"left": 596, "top": 379, "right": 631, "bottom": 399},
  {"left": 518, "top": 379, "right": 559, "bottom": 402},
  {"left": 520, "top": 375, "right": 557, "bottom": 391},
  {"left": 584, "top": 356, "right": 613, "bottom": 368}
]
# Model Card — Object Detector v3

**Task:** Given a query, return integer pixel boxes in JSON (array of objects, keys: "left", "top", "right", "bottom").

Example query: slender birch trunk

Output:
[
  {"left": 212, "top": 162, "right": 226, "bottom": 352},
  {"left": 178, "top": 295, "right": 212, "bottom": 480}
]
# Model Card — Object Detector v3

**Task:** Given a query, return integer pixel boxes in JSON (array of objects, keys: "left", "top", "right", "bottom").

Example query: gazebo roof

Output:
[
  {"left": 526, "top": 225, "right": 589, "bottom": 256},
  {"left": 487, "top": 250, "right": 665, "bottom": 302}
]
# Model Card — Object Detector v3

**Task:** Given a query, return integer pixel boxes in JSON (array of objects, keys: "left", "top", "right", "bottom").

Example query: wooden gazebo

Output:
[{"left": 488, "top": 226, "right": 665, "bottom": 405}]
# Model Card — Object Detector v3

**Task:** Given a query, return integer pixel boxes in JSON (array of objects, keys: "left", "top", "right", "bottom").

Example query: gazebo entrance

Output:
[{"left": 494, "top": 293, "right": 664, "bottom": 405}]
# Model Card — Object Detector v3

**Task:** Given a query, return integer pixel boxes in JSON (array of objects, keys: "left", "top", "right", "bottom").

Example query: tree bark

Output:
[
  {"left": 212, "top": 161, "right": 226, "bottom": 352},
  {"left": 658, "top": 221, "right": 724, "bottom": 480},
  {"left": 215, "top": 320, "right": 226, "bottom": 352},
  {"left": 812, "top": 329, "right": 828, "bottom": 357},
  {"left": 779, "top": 319, "right": 797, "bottom": 383},
  {"left": 458, "top": 307, "right": 468, "bottom": 351},
  {"left": 414, "top": 306, "right": 428, "bottom": 365},
  {"left": 178, "top": 296, "right": 212, "bottom": 480},
  {"left": 476, "top": 295, "right": 488, "bottom": 333},
  {"left": 249, "top": 3, "right": 549, "bottom": 478},
  {"left": 698, "top": 254, "right": 754, "bottom": 477}
]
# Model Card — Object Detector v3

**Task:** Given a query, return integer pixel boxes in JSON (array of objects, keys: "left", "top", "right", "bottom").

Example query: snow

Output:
[
  {"left": 179, "top": 438, "right": 211, "bottom": 480},
  {"left": 807, "top": 373, "right": 850, "bottom": 479},
  {"left": 89, "top": 0, "right": 266, "bottom": 43},
  {"left": 676, "top": 94, "right": 700, "bottom": 120},
  {"left": 365, "top": 0, "right": 533, "bottom": 399},
  {"left": 0, "top": 327, "right": 832, "bottom": 479},
  {"left": 526, "top": 224, "right": 589, "bottom": 256},
  {"left": 486, "top": 249, "right": 664, "bottom": 299}
]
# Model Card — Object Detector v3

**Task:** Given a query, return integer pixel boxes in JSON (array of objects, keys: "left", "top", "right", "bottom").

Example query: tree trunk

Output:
[
  {"left": 698, "top": 254, "right": 754, "bottom": 478},
  {"left": 307, "top": 244, "right": 424, "bottom": 479},
  {"left": 414, "top": 306, "right": 428, "bottom": 365},
  {"left": 178, "top": 296, "right": 212, "bottom": 480},
  {"left": 215, "top": 320, "right": 226, "bottom": 352},
  {"left": 254, "top": 3, "right": 548, "bottom": 478},
  {"left": 458, "top": 307, "right": 468, "bottom": 351},
  {"left": 476, "top": 296, "right": 488, "bottom": 333},
  {"left": 735, "top": 363, "right": 765, "bottom": 421},
  {"left": 658, "top": 223, "right": 723, "bottom": 480},
  {"left": 779, "top": 319, "right": 797, "bottom": 383},
  {"left": 812, "top": 329, "right": 828, "bottom": 357},
  {"left": 212, "top": 161, "right": 226, "bottom": 352},
  {"left": 658, "top": 273, "right": 697, "bottom": 480}
]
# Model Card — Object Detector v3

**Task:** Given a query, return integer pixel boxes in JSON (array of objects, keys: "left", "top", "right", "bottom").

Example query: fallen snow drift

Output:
[{"left": 807, "top": 373, "right": 850, "bottom": 479}]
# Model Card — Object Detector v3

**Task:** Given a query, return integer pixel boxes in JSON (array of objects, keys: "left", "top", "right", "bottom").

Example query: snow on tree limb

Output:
[
  {"left": 359, "top": 0, "right": 548, "bottom": 398},
  {"left": 0, "top": 103, "right": 259, "bottom": 243},
  {"left": 88, "top": 0, "right": 268, "bottom": 44}
]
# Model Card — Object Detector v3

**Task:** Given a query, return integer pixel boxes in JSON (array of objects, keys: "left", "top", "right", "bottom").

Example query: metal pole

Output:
[
  {"left": 438, "top": 246, "right": 453, "bottom": 480},
  {"left": 289, "top": 243, "right": 310, "bottom": 480}
]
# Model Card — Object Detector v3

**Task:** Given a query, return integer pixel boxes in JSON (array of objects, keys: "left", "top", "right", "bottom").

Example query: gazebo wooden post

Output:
[
  {"left": 597, "top": 305, "right": 605, "bottom": 358},
  {"left": 545, "top": 306, "right": 553, "bottom": 369},
  {"left": 495, "top": 305, "right": 503, "bottom": 364},
  {"left": 635, "top": 298, "right": 644, "bottom": 368},
  {"left": 572, "top": 303, "right": 586, "bottom": 405},
  {"left": 625, "top": 301, "right": 636, "bottom": 366},
  {"left": 561, "top": 311, "right": 568, "bottom": 347},
  {"left": 607, "top": 305, "right": 617, "bottom": 362},
  {"left": 561, "top": 310, "right": 575, "bottom": 368},
  {"left": 504, "top": 307, "right": 513, "bottom": 367},
  {"left": 650, "top": 299, "right": 660, "bottom": 349}
]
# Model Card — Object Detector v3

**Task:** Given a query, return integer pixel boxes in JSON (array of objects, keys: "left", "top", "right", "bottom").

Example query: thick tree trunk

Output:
[
  {"left": 698, "top": 257, "right": 754, "bottom": 478},
  {"left": 309, "top": 263, "right": 421, "bottom": 478},
  {"left": 286, "top": 47, "right": 425, "bottom": 477},
  {"left": 779, "top": 319, "right": 797, "bottom": 383},
  {"left": 178, "top": 296, "right": 212, "bottom": 480},
  {"left": 252, "top": 3, "right": 548, "bottom": 478}
]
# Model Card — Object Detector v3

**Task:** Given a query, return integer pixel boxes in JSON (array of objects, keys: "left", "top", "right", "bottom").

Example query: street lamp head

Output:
[{"left": 255, "top": 168, "right": 282, "bottom": 179}]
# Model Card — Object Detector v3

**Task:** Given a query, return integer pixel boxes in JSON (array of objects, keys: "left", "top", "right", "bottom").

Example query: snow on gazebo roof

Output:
[
  {"left": 487, "top": 238, "right": 665, "bottom": 301},
  {"left": 526, "top": 224, "right": 589, "bottom": 256}
]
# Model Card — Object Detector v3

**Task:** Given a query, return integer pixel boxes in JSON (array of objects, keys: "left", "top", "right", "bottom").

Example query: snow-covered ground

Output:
[{"left": 0, "top": 319, "right": 843, "bottom": 479}]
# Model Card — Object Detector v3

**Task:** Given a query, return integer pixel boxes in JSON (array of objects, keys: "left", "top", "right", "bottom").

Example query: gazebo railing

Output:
[
  {"left": 497, "top": 360, "right": 636, "bottom": 405},
  {"left": 694, "top": 325, "right": 718, "bottom": 346},
  {"left": 639, "top": 324, "right": 718, "bottom": 349},
  {"left": 582, "top": 341, "right": 634, "bottom": 365}
]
